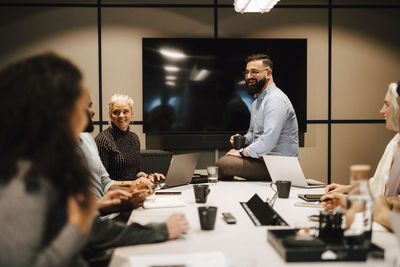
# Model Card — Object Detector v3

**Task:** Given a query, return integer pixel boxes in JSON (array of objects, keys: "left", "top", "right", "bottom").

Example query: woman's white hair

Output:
[
  {"left": 387, "top": 82, "right": 399, "bottom": 132},
  {"left": 109, "top": 93, "right": 134, "bottom": 118}
]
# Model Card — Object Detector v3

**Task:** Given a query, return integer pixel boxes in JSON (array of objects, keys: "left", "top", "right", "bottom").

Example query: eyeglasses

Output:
[{"left": 243, "top": 69, "right": 269, "bottom": 77}]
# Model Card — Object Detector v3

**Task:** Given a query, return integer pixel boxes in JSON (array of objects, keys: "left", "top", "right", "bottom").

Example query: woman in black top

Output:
[{"left": 95, "top": 94, "right": 164, "bottom": 182}]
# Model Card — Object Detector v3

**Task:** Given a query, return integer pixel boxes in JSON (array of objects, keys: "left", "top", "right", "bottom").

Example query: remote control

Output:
[{"left": 222, "top": 212, "right": 237, "bottom": 224}]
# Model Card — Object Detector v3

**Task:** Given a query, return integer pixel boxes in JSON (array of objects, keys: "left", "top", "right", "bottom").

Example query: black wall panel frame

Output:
[{"left": 2, "top": 0, "right": 399, "bottom": 183}]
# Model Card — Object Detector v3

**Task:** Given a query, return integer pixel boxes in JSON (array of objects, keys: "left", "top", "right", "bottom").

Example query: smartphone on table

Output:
[{"left": 297, "top": 194, "right": 324, "bottom": 202}]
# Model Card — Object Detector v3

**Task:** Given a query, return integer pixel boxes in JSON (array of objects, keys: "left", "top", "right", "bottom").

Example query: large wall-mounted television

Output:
[{"left": 143, "top": 38, "right": 307, "bottom": 149}]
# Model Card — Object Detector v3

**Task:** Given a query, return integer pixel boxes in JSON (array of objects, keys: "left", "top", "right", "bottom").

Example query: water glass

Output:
[{"left": 207, "top": 166, "right": 218, "bottom": 184}]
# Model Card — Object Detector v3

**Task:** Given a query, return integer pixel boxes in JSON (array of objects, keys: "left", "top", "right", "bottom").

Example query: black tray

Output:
[{"left": 267, "top": 229, "right": 384, "bottom": 262}]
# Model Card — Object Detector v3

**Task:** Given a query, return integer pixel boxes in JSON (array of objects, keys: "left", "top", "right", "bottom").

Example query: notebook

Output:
[
  {"left": 262, "top": 155, "right": 326, "bottom": 188},
  {"left": 157, "top": 152, "right": 199, "bottom": 189}
]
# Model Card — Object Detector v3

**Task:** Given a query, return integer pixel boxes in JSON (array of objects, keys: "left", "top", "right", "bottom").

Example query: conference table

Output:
[{"left": 109, "top": 181, "right": 400, "bottom": 267}]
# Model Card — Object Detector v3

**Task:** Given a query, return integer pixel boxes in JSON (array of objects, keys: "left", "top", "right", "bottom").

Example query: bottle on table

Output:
[{"left": 344, "top": 164, "right": 374, "bottom": 247}]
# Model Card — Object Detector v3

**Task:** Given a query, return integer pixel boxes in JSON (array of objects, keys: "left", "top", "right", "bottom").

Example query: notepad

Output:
[
  {"left": 129, "top": 251, "right": 227, "bottom": 267},
  {"left": 143, "top": 196, "right": 186, "bottom": 209}
]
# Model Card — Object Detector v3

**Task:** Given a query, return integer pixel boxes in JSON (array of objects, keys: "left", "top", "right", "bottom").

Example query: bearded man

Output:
[{"left": 216, "top": 54, "right": 299, "bottom": 181}]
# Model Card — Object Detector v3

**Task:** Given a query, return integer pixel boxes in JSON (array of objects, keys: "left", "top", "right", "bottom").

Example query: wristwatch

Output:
[{"left": 239, "top": 148, "right": 245, "bottom": 157}]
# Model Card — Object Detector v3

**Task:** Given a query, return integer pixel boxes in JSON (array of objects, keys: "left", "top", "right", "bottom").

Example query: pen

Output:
[
  {"left": 155, "top": 191, "right": 182, "bottom": 195},
  {"left": 319, "top": 198, "right": 331, "bottom": 203}
]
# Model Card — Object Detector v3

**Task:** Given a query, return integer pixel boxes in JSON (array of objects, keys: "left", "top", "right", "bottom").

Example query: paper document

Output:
[
  {"left": 143, "top": 196, "right": 186, "bottom": 209},
  {"left": 129, "top": 251, "right": 227, "bottom": 267}
]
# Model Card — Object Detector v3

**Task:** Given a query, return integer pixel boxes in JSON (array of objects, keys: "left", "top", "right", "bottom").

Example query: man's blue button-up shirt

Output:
[{"left": 244, "top": 83, "right": 299, "bottom": 158}]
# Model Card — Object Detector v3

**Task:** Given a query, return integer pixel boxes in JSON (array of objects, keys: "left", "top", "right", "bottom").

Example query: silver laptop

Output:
[
  {"left": 262, "top": 155, "right": 325, "bottom": 188},
  {"left": 158, "top": 153, "right": 199, "bottom": 189}
]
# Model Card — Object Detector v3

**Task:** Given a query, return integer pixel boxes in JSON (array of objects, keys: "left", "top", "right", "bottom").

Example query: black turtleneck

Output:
[{"left": 94, "top": 123, "right": 141, "bottom": 181}]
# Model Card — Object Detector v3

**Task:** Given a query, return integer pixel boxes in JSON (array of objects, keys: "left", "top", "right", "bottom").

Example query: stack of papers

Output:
[
  {"left": 143, "top": 196, "right": 186, "bottom": 209},
  {"left": 129, "top": 251, "right": 227, "bottom": 267}
]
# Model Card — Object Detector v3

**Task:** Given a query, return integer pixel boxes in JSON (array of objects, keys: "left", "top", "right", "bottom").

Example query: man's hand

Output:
[
  {"left": 166, "top": 213, "right": 190, "bottom": 240},
  {"left": 122, "top": 189, "right": 148, "bottom": 209},
  {"left": 68, "top": 192, "right": 97, "bottom": 234},
  {"left": 128, "top": 177, "right": 154, "bottom": 195},
  {"left": 230, "top": 133, "right": 241, "bottom": 147},
  {"left": 324, "top": 183, "right": 351, "bottom": 194},
  {"left": 112, "top": 180, "right": 137, "bottom": 188},
  {"left": 97, "top": 189, "right": 132, "bottom": 214},
  {"left": 226, "top": 149, "right": 241, "bottom": 157},
  {"left": 147, "top": 172, "right": 165, "bottom": 183}
]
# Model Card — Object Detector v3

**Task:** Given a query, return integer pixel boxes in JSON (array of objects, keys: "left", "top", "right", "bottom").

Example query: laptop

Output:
[
  {"left": 262, "top": 155, "right": 326, "bottom": 188},
  {"left": 157, "top": 153, "right": 199, "bottom": 189}
]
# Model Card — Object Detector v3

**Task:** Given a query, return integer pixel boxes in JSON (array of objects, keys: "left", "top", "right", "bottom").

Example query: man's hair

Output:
[
  {"left": 245, "top": 54, "right": 273, "bottom": 70},
  {"left": 0, "top": 52, "right": 92, "bottom": 197}
]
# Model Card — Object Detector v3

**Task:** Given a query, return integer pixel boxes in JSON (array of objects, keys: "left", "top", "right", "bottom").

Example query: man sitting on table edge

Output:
[{"left": 216, "top": 53, "right": 299, "bottom": 181}]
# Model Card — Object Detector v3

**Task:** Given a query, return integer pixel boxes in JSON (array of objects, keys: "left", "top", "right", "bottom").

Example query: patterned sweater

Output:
[{"left": 95, "top": 124, "right": 141, "bottom": 181}]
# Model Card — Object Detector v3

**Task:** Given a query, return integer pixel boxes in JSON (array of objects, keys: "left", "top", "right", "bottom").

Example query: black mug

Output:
[
  {"left": 198, "top": 206, "right": 218, "bottom": 230},
  {"left": 270, "top": 180, "right": 291, "bottom": 198},
  {"left": 193, "top": 184, "right": 210, "bottom": 203},
  {"left": 233, "top": 135, "right": 246, "bottom": 150}
]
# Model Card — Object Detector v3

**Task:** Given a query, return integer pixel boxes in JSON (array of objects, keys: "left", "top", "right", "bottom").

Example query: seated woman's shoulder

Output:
[
  {"left": 94, "top": 130, "right": 114, "bottom": 148},
  {"left": 95, "top": 128, "right": 111, "bottom": 140}
]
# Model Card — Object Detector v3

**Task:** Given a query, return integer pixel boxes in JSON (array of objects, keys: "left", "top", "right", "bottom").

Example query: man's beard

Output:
[
  {"left": 245, "top": 77, "right": 266, "bottom": 96},
  {"left": 84, "top": 111, "right": 94, "bottom": 133}
]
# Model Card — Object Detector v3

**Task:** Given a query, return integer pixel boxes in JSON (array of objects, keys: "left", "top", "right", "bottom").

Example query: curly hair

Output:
[{"left": 0, "top": 53, "right": 92, "bottom": 197}]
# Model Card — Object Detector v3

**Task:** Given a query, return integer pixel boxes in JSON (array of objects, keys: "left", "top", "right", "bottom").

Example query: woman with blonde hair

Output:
[
  {"left": 324, "top": 82, "right": 400, "bottom": 197},
  {"left": 95, "top": 93, "right": 164, "bottom": 182},
  {"left": 322, "top": 81, "right": 400, "bottom": 232}
]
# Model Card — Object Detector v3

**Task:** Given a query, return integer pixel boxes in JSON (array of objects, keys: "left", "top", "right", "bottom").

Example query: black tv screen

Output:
[{"left": 143, "top": 38, "right": 307, "bottom": 135}]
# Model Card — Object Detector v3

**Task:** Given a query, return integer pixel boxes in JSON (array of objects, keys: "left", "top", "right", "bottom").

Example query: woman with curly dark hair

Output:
[{"left": 0, "top": 53, "right": 97, "bottom": 267}]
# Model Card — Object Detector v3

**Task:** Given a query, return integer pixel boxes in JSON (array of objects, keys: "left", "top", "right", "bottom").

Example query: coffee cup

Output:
[
  {"left": 270, "top": 180, "right": 291, "bottom": 198},
  {"left": 193, "top": 184, "right": 210, "bottom": 203},
  {"left": 198, "top": 206, "right": 218, "bottom": 230},
  {"left": 233, "top": 135, "right": 246, "bottom": 150}
]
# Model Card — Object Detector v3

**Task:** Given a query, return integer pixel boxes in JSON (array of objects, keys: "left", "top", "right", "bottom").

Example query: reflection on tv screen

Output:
[{"left": 143, "top": 38, "right": 307, "bottom": 134}]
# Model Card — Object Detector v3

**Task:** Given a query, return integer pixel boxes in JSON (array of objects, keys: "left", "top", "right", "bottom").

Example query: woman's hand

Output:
[
  {"left": 373, "top": 195, "right": 392, "bottom": 230},
  {"left": 166, "top": 213, "right": 190, "bottom": 240},
  {"left": 67, "top": 192, "right": 97, "bottom": 234},
  {"left": 324, "top": 183, "right": 351, "bottom": 194},
  {"left": 321, "top": 192, "right": 347, "bottom": 211}
]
